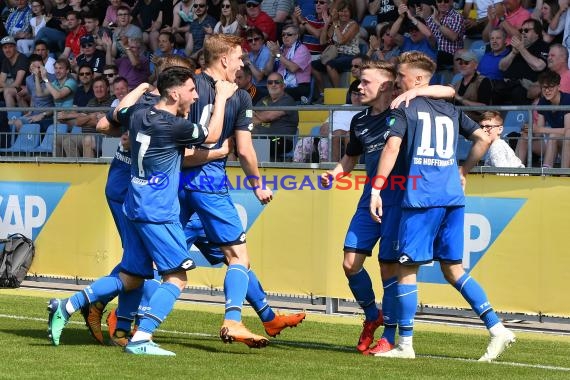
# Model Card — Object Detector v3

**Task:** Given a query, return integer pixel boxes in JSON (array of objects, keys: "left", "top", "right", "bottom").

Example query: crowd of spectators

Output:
[{"left": 1, "top": 0, "right": 570, "bottom": 165}]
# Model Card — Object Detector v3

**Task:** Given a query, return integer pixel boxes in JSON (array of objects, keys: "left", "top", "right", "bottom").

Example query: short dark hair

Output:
[
  {"left": 538, "top": 70, "right": 561, "bottom": 86},
  {"left": 92, "top": 76, "right": 109, "bottom": 87},
  {"left": 78, "top": 64, "right": 92, "bottom": 73},
  {"left": 159, "top": 31, "right": 175, "bottom": 44},
  {"left": 28, "top": 54, "right": 43, "bottom": 63},
  {"left": 113, "top": 76, "right": 128, "bottom": 87},
  {"left": 157, "top": 66, "right": 195, "bottom": 98},
  {"left": 521, "top": 18, "right": 542, "bottom": 35},
  {"left": 34, "top": 40, "right": 48, "bottom": 50}
]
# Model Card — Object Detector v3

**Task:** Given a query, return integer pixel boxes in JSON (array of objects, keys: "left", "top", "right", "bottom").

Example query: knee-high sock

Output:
[
  {"left": 347, "top": 268, "right": 379, "bottom": 321},
  {"left": 397, "top": 284, "right": 418, "bottom": 339},
  {"left": 137, "top": 278, "right": 161, "bottom": 322},
  {"left": 115, "top": 283, "right": 144, "bottom": 332},
  {"left": 381, "top": 276, "right": 398, "bottom": 344},
  {"left": 67, "top": 274, "right": 124, "bottom": 314},
  {"left": 137, "top": 282, "right": 181, "bottom": 335},
  {"left": 454, "top": 273, "right": 500, "bottom": 329},
  {"left": 245, "top": 269, "right": 275, "bottom": 323},
  {"left": 224, "top": 264, "right": 249, "bottom": 321}
]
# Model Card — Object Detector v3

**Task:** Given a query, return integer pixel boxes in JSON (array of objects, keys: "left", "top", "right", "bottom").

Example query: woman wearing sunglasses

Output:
[
  {"left": 292, "top": 0, "right": 330, "bottom": 57},
  {"left": 211, "top": 0, "right": 240, "bottom": 35}
]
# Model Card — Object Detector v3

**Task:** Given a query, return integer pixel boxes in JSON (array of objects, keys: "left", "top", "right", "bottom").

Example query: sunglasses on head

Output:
[
  {"left": 193, "top": 3, "right": 206, "bottom": 8},
  {"left": 519, "top": 28, "right": 532, "bottom": 33},
  {"left": 282, "top": 32, "right": 295, "bottom": 37},
  {"left": 247, "top": 36, "right": 261, "bottom": 43},
  {"left": 267, "top": 79, "right": 283, "bottom": 85},
  {"left": 79, "top": 71, "right": 92, "bottom": 76},
  {"left": 246, "top": 2, "right": 259, "bottom": 7}
]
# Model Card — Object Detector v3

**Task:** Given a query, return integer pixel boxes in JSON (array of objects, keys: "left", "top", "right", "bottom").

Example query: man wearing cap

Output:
[
  {"left": 237, "top": 0, "right": 276, "bottom": 42},
  {"left": 390, "top": 4, "right": 437, "bottom": 63},
  {"left": 75, "top": 35, "right": 107, "bottom": 76},
  {"left": 453, "top": 50, "right": 491, "bottom": 120},
  {"left": 60, "top": 11, "right": 87, "bottom": 61},
  {"left": 0, "top": 36, "right": 30, "bottom": 109}
]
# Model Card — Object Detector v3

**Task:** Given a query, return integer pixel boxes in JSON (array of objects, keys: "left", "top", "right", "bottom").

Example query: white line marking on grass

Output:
[{"left": 3, "top": 313, "right": 570, "bottom": 372}]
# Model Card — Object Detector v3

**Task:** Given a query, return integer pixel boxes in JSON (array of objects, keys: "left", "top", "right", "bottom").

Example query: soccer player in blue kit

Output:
[
  {"left": 178, "top": 33, "right": 301, "bottom": 349},
  {"left": 320, "top": 60, "right": 455, "bottom": 355},
  {"left": 47, "top": 66, "right": 238, "bottom": 356},
  {"left": 369, "top": 51, "right": 516, "bottom": 361}
]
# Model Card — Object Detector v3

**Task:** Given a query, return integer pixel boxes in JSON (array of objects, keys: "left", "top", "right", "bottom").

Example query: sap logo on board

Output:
[
  {"left": 417, "top": 197, "right": 526, "bottom": 284},
  {"left": 187, "top": 189, "right": 270, "bottom": 268},
  {"left": 0, "top": 182, "right": 69, "bottom": 241}
]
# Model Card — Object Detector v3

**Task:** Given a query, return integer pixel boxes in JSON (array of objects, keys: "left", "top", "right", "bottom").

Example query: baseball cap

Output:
[
  {"left": 80, "top": 34, "right": 95, "bottom": 45},
  {"left": 1, "top": 36, "right": 16, "bottom": 46},
  {"left": 456, "top": 51, "right": 478, "bottom": 62},
  {"left": 246, "top": 0, "right": 261, "bottom": 4}
]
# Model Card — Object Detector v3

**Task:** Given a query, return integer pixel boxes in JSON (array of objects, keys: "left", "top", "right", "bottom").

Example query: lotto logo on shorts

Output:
[
  {"left": 180, "top": 259, "right": 196, "bottom": 270},
  {"left": 239, "top": 233, "right": 246, "bottom": 242},
  {"left": 399, "top": 255, "right": 411, "bottom": 264}
]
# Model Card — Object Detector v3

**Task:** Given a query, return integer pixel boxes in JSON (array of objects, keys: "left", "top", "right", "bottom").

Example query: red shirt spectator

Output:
[
  {"left": 244, "top": 0, "right": 276, "bottom": 42},
  {"left": 62, "top": 11, "right": 87, "bottom": 59}
]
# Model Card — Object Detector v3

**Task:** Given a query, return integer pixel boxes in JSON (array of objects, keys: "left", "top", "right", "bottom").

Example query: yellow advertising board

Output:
[{"left": 1, "top": 163, "right": 569, "bottom": 317}]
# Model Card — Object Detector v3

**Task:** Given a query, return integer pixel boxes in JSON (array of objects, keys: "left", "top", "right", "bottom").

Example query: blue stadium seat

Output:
[
  {"left": 0, "top": 124, "right": 41, "bottom": 153},
  {"left": 503, "top": 110, "right": 529, "bottom": 137},
  {"left": 31, "top": 124, "right": 68, "bottom": 153},
  {"left": 310, "top": 126, "right": 321, "bottom": 136},
  {"left": 456, "top": 137, "right": 472, "bottom": 162}
]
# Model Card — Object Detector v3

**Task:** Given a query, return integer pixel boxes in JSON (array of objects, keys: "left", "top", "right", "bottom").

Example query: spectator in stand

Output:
[
  {"left": 16, "top": 0, "right": 46, "bottom": 56},
  {"left": 312, "top": 0, "right": 360, "bottom": 96},
  {"left": 292, "top": 0, "right": 329, "bottom": 59},
  {"left": 368, "top": 0, "right": 400, "bottom": 26},
  {"left": 390, "top": 5, "right": 437, "bottom": 63},
  {"left": 132, "top": 0, "right": 162, "bottom": 52},
  {"left": 483, "top": 0, "right": 530, "bottom": 43},
  {"left": 243, "top": 27, "right": 271, "bottom": 86},
  {"left": 0, "top": 36, "right": 29, "bottom": 109},
  {"left": 517, "top": 70, "right": 570, "bottom": 168},
  {"left": 237, "top": 0, "right": 276, "bottom": 42},
  {"left": 531, "top": 0, "right": 562, "bottom": 44},
  {"left": 83, "top": 12, "right": 112, "bottom": 53},
  {"left": 68, "top": 0, "right": 89, "bottom": 13},
  {"left": 367, "top": 22, "right": 400, "bottom": 63},
  {"left": 34, "top": 0, "right": 71, "bottom": 54},
  {"left": 547, "top": 0, "right": 570, "bottom": 65},
  {"left": 235, "top": 65, "right": 266, "bottom": 104},
  {"left": 108, "top": 37, "right": 150, "bottom": 90},
  {"left": 345, "top": 54, "right": 364, "bottom": 103},
  {"left": 72, "top": 64, "right": 94, "bottom": 106},
  {"left": 252, "top": 72, "right": 299, "bottom": 161},
  {"left": 5, "top": 0, "right": 32, "bottom": 44},
  {"left": 547, "top": 44, "right": 570, "bottom": 92},
  {"left": 149, "top": 32, "right": 187, "bottom": 79},
  {"left": 463, "top": 0, "right": 502, "bottom": 37},
  {"left": 161, "top": 0, "right": 194, "bottom": 50},
  {"left": 453, "top": 51, "right": 491, "bottom": 121},
  {"left": 260, "top": 0, "right": 294, "bottom": 38},
  {"left": 41, "top": 58, "right": 77, "bottom": 109},
  {"left": 103, "top": 64, "right": 119, "bottom": 95},
  {"left": 478, "top": 28, "right": 510, "bottom": 81},
  {"left": 110, "top": 75, "right": 129, "bottom": 107},
  {"left": 74, "top": 35, "right": 107, "bottom": 76},
  {"left": 59, "top": 76, "right": 113, "bottom": 158},
  {"left": 110, "top": 6, "right": 143, "bottom": 59},
  {"left": 480, "top": 111, "right": 525, "bottom": 168},
  {"left": 497, "top": 18, "right": 548, "bottom": 104},
  {"left": 60, "top": 11, "right": 87, "bottom": 60},
  {"left": 103, "top": 0, "right": 129, "bottom": 28},
  {"left": 33, "top": 40, "right": 55, "bottom": 74},
  {"left": 8, "top": 53, "right": 55, "bottom": 132},
  {"left": 210, "top": 0, "right": 240, "bottom": 35},
  {"left": 186, "top": 0, "right": 218, "bottom": 57},
  {"left": 266, "top": 24, "right": 312, "bottom": 101},
  {"left": 425, "top": 0, "right": 465, "bottom": 69},
  {"left": 194, "top": 49, "right": 205, "bottom": 74}
]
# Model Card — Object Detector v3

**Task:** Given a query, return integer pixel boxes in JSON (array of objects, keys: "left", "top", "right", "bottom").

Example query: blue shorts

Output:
[
  {"left": 343, "top": 206, "right": 401, "bottom": 263},
  {"left": 179, "top": 190, "right": 245, "bottom": 246},
  {"left": 398, "top": 206, "right": 464, "bottom": 265},
  {"left": 107, "top": 198, "right": 127, "bottom": 247},
  {"left": 184, "top": 216, "right": 225, "bottom": 265},
  {"left": 121, "top": 219, "right": 195, "bottom": 278}
]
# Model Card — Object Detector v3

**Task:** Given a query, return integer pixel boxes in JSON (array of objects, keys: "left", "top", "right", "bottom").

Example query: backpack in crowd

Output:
[{"left": 0, "top": 233, "right": 35, "bottom": 288}]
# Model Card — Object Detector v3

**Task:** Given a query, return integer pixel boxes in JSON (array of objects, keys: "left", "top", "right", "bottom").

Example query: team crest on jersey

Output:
[{"left": 386, "top": 116, "right": 396, "bottom": 127}]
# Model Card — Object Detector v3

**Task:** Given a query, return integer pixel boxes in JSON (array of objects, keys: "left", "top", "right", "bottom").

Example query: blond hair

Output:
[
  {"left": 154, "top": 55, "right": 195, "bottom": 76},
  {"left": 398, "top": 51, "right": 437, "bottom": 76},
  {"left": 203, "top": 34, "right": 243, "bottom": 66}
]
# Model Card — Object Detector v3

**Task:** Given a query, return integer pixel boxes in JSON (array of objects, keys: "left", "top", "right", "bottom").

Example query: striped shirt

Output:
[{"left": 426, "top": 10, "right": 465, "bottom": 55}]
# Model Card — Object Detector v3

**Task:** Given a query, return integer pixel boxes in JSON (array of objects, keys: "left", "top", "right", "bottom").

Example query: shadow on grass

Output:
[{"left": 0, "top": 327, "right": 100, "bottom": 346}]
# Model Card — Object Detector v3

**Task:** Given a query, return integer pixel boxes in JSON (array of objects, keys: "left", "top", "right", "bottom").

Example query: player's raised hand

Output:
[
  {"left": 391, "top": 88, "right": 418, "bottom": 108},
  {"left": 254, "top": 187, "right": 273, "bottom": 205},
  {"left": 369, "top": 194, "right": 383, "bottom": 223},
  {"left": 320, "top": 171, "right": 333, "bottom": 188},
  {"left": 215, "top": 80, "right": 238, "bottom": 100}
]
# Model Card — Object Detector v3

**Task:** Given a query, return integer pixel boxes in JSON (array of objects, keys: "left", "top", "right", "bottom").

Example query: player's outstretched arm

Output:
[
  {"left": 369, "top": 136, "right": 402, "bottom": 223},
  {"left": 182, "top": 138, "right": 233, "bottom": 167},
  {"left": 204, "top": 80, "right": 238, "bottom": 144},
  {"left": 460, "top": 128, "right": 491, "bottom": 189},
  {"left": 235, "top": 130, "right": 273, "bottom": 204},
  {"left": 391, "top": 85, "right": 456, "bottom": 109},
  {"left": 319, "top": 154, "right": 359, "bottom": 188}
]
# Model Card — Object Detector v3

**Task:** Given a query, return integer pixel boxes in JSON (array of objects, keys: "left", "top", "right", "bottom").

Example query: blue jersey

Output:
[
  {"left": 118, "top": 104, "right": 207, "bottom": 223},
  {"left": 388, "top": 97, "right": 479, "bottom": 208},
  {"left": 105, "top": 92, "right": 161, "bottom": 203},
  {"left": 345, "top": 107, "right": 404, "bottom": 209},
  {"left": 182, "top": 73, "right": 253, "bottom": 193}
]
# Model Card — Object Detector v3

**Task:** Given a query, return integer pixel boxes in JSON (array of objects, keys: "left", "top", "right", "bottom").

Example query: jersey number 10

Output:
[{"left": 416, "top": 112, "right": 455, "bottom": 159}]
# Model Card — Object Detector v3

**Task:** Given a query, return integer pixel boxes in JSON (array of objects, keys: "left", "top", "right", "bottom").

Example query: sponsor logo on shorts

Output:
[
  {"left": 147, "top": 172, "right": 169, "bottom": 190},
  {"left": 180, "top": 259, "right": 195, "bottom": 270},
  {"left": 399, "top": 255, "right": 411, "bottom": 264}
]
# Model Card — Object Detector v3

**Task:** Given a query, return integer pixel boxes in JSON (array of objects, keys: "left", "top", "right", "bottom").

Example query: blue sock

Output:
[
  {"left": 245, "top": 269, "right": 275, "bottom": 322},
  {"left": 381, "top": 276, "right": 398, "bottom": 345},
  {"left": 137, "top": 278, "right": 161, "bottom": 323},
  {"left": 397, "top": 284, "right": 418, "bottom": 338},
  {"left": 454, "top": 273, "right": 500, "bottom": 329},
  {"left": 347, "top": 269, "right": 379, "bottom": 321},
  {"left": 115, "top": 283, "right": 143, "bottom": 332},
  {"left": 69, "top": 274, "right": 123, "bottom": 311},
  {"left": 138, "top": 282, "right": 181, "bottom": 334},
  {"left": 224, "top": 264, "right": 249, "bottom": 321}
]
